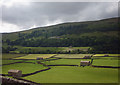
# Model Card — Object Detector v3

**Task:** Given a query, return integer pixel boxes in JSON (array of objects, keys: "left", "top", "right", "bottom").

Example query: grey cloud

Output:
[{"left": 1, "top": 2, "right": 118, "bottom": 32}]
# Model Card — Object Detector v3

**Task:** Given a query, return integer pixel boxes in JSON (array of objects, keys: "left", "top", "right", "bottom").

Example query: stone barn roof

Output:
[
  {"left": 80, "top": 61, "right": 90, "bottom": 63},
  {"left": 8, "top": 69, "right": 22, "bottom": 77},
  {"left": 36, "top": 57, "right": 43, "bottom": 60},
  {"left": 8, "top": 69, "right": 21, "bottom": 73},
  {"left": 80, "top": 61, "right": 91, "bottom": 66}
]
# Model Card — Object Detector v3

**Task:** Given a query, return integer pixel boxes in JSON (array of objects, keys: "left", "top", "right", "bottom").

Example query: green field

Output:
[
  {"left": 2, "top": 54, "right": 27, "bottom": 59},
  {"left": 92, "top": 59, "right": 119, "bottom": 67},
  {"left": 92, "top": 56, "right": 120, "bottom": 67},
  {"left": 43, "top": 59, "right": 90, "bottom": 66},
  {"left": 2, "top": 60, "right": 23, "bottom": 65},
  {"left": 1, "top": 53, "right": 119, "bottom": 83},
  {"left": 2, "top": 63, "right": 47, "bottom": 74},
  {"left": 24, "top": 66, "right": 118, "bottom": 83}
]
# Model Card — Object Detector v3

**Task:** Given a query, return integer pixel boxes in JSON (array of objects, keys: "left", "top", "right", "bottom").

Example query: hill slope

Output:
[{"left": 2, "top": 17, "right": 120, "bottom": 53}]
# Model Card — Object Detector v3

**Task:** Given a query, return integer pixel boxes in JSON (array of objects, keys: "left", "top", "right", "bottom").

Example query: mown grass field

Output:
[
  {"left": 2, "top": 60, "right": 23, "bottom": 65},
  {"left": 92, "top": 59, "right": 119, "bottom": 67},
  {"left": 24, "top": 66, "right": 118, "bottom": 83},
  {"left": 14, "top": 54, "right": 56, "bottom": 59},
  {"left": 55, "top": 54, "right": 92, "bottom": 58},
  {"left": 93, "top": 54, "right": 120, "bottom": 57},
  {"left": 2, "top": 54, "right": 27, "bottom": 59},
  {"left": 1, "top": 53, "right": 119, "bottom": 83},
  {"left": 92, "top": 56, "right": 120, "bottom": 67},
  {"left": 2, "top": 63, "right": 47, "bottom": 74},
  {"left": 43, "top": 59, "right": 91, "bottom": 65}
]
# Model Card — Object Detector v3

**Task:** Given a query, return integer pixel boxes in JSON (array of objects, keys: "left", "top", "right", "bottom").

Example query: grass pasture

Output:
[
  {"left": 43, "top": 59, "right": 91, "bottom": 66},
  {"left": 2, "top": 60, "right": 24, "bottom": 65},
  {"left": 1, "top": 53, "right": 119, "bottom": 83},
  {"left": 55, "top": 54, "right": 92, "bottom": 58},
  {"left": 24, "top": 66, "right": 118, "bottom": 83},
  {"left": 2, "top": 63, "right": 47, "bottom": 74},
  {"left": 92, "top": 56, "right": 120, "bottom": 67},
  {"left": 14, "top": 54, "right": 56, "bottom": 59},
  {"left": 92, "top": 59, "right": 119, "bottom": 67}
]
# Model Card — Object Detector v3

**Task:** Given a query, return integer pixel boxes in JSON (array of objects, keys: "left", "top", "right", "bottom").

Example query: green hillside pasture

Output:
[
  {"left": 2, "top": 53, "right": 27, "bottom": 59},
  {"left": 55, "top": 54, "right": 92, "bottom": 58},
  {"left": 93, "top": 54, "right": 120, "bottom": 57},
  {"left": 2, "top": 63, "right": 47, "bottom": 74},
  {"left": 80, "top": 31, "right": 119, "bottom": 37},
  {"left": 43, "top": 59, "right": 91, "bottom": 66},
  {"left": 2, "top": 32, "right": 18, "bottom": 41},
  {"left": 23, "top": 66, "right": 118, "bottom": 83},
  {"left": 14, "top": 54, "right": 56, "bottom": 59}
]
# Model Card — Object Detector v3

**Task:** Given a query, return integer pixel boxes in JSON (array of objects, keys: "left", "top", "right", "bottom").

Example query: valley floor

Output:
[{"left": 1, "top": 53, "right": 120, "bottom": 84}]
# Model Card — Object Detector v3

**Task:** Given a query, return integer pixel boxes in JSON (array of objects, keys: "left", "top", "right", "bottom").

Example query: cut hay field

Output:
[
  {"left": 14, "top": 54, "right": 56, "bottom": 59},
  {"left": 55, "top": 54, "right": 92, "bottom": 58},
  {"left": 93, "top": 54, "right": 120, "bottom": 57}
]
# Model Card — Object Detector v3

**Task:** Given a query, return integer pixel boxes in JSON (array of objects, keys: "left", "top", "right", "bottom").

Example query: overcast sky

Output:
[{"left": 0, "top": 1, "right": 118, "bottom": 33}]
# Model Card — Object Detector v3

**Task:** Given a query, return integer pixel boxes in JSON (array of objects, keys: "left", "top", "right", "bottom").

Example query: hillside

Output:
[{"left": 2, "top": 17, "right": 120, "bottom": 53}]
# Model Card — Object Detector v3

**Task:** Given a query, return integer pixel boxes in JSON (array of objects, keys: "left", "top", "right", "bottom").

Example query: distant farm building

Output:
[
  {"left": 49, "top": 36, "right": 60, "bottom": 39},
  {"left": 69, "top": 46, "right": 72, "bottom": 48},
  {"left": 80, "top": 61, "right": 91, "bottom": 67},
  {"left": 104, "top": 55, "right": 109, "bottom": 57},
  {"left": 8, "top": 69, "right": 22, "bottom": 78},
  {"left": 37, "top": 61, "right": 42, "bottom": 64},
  {"left": 83, "top": 56, "right": 91, "bottom": 59},
  {"left": 36, "top": 57, "right": 43, "bottom": 60}
]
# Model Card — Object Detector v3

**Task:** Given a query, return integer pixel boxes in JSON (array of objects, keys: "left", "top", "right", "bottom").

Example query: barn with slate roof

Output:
[{"left": 8, "top": 69, "right": 22, "bottom": 78}]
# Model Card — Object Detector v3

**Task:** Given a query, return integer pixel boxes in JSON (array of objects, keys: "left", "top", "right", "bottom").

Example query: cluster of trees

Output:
[
  {"left": 2, "top": 35, "right": 120, "bottom": 54},
  {"left": 2, "top": 45, "right": 17, "bottom": 53},
  {"left": 17, "top": 49, "right": 87, "bottom": 54}
]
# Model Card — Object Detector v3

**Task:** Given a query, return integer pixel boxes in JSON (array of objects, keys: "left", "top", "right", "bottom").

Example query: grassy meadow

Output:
[
  {"left": 24, "top": 66, "right": 118, "bottom": 83},
  {"left": 2, "top": 63, "right": 47, "bottom": 74},
  {"left": 2, "top": 53, "right": 27, "bottom": 59},
  {"left": 1, "top": 53, "right": 119, "bottom": 83}
]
